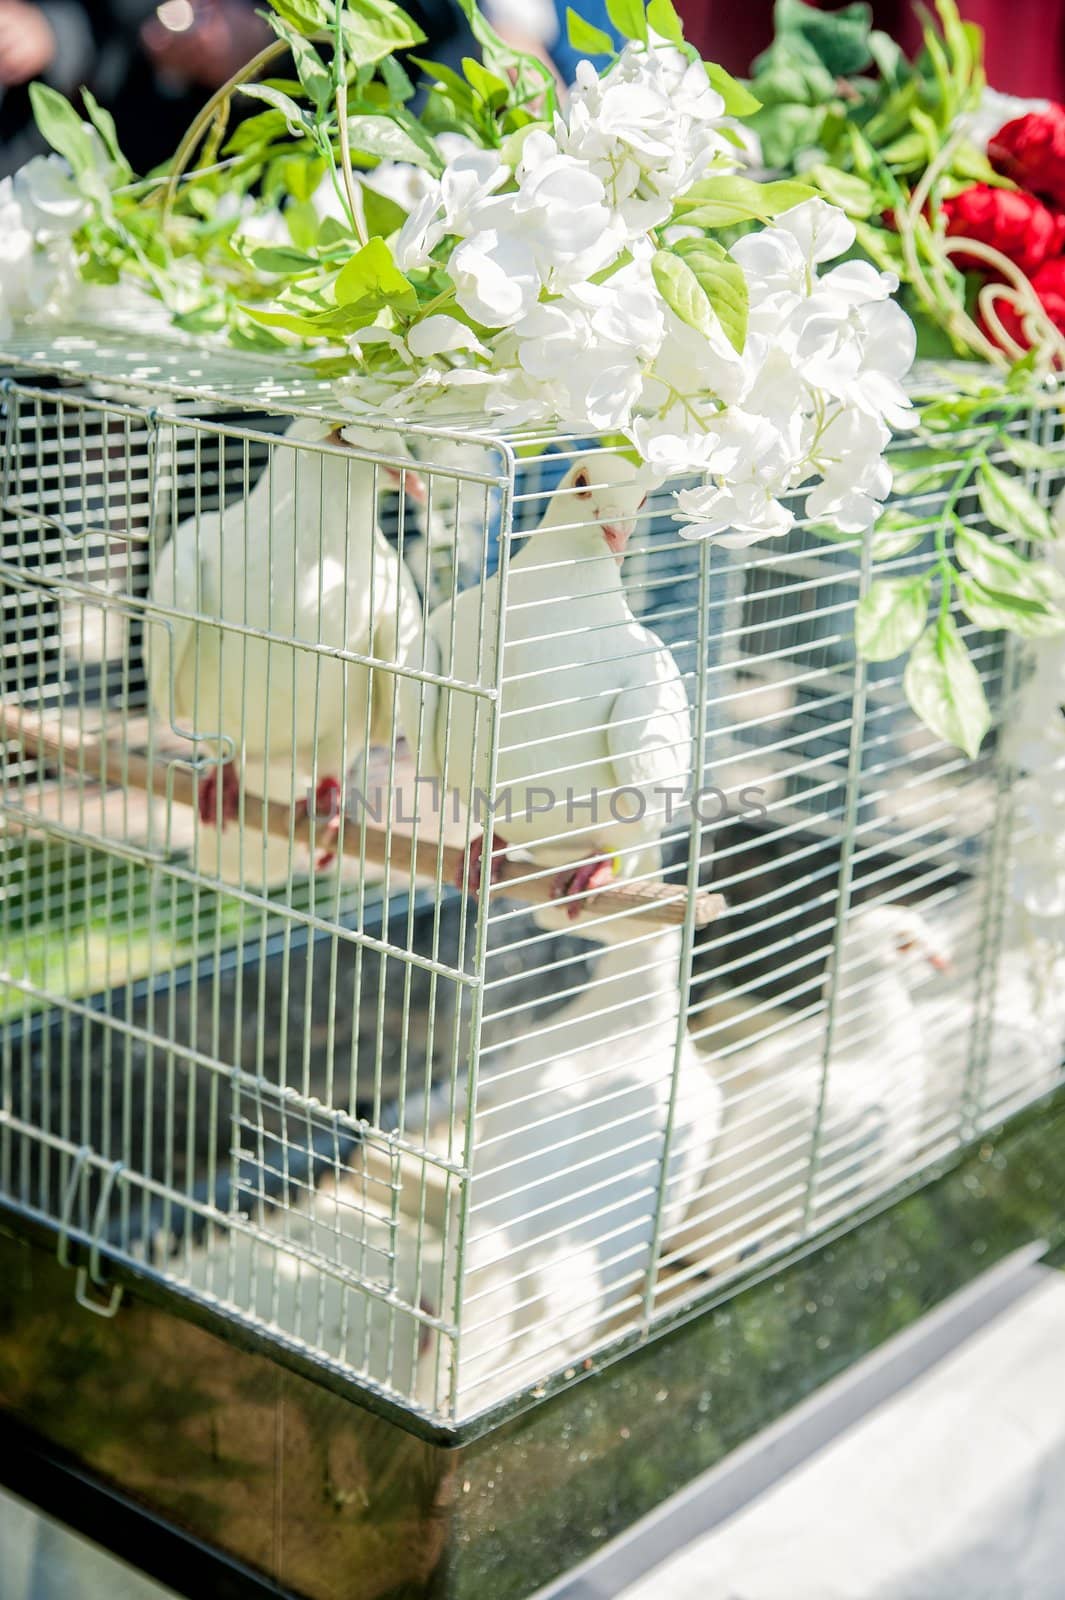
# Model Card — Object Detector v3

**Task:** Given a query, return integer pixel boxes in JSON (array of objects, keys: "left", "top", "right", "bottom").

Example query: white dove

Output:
[
  {"left": 916, "top": 893, "right": 1065, "bottom": 1131},
  {"left": 441, "top": 922, "right": 723, "bottom": 1413},
  {"left": 675, "top": 904, "right": 951, "bottom": 1275},
  {"left": 147, "top": 419, "right": 423, "bottom": 885},
  {"left": 399, "top": 454, "right": 690, "bottom": 927}
]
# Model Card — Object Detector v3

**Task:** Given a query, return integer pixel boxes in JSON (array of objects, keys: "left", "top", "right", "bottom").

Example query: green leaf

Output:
[
  {"left": 867, "top": 28, "right": 906, "bottom": 86},
  {"left": 774, "top": 0, "right": 875, "bottom": 76},
  {"left": 268, "top": 0, "right": 332, "bottom": 34},
  {"left": 222, "top": 108, "right": 288, "bottom": 154},
  {"left": 80, "top": 88, "right": 131, "bottom": 180},
  {"left": 348, "top": 112, "right": 443, "bottom": 172},
  {"left": 879, "top": 129, "right": 929, "bottom": 169},
  {"left": 653, "top": 250, "right": 713, "bottom": 340},
  {"left": 380, "top": 53, "right": 416, "bottom": 104},
  {"left": 262, "top": 9, "right": 331, "bottom": 108},
  {"left": 1000, "top": 436, "right": 1063, "bottom": 473},
  {"left": 871, "top": 510, "right": 931, "bottom": 561},
  {"left": 854, "top": 224, "right": 905, "bottom": 275},
  {"left": 949, "top": 140, "right": 997, "bottom": 183},
  {"left": 172, "top": 301, "right": 228, "bottom": 333},
  {"left": 805, "top": 163, "right": 878, "bottom": 218},
  {"left": 450, "top": 0, "right": 555, "bottom": 96},
  {"left": 248, "top": 245, "right": 320, "bottom": 274},
  {"left": 605, "top": 0, "right": 647, "bottom": 43},
  {"left": 409, "top": 55, "right": 478, "bottom": 121},
  {"left": 341, "top": 0, "right": 426, "bottom": 66},
  {"left": 954, "top": 570, "right": 1065, "bottom": 639},
  {"left": 704, "top": 61, "right": 761, "bottom": 116},
  {"left": 748, "top": 103, "right": 824, "bottom": 168},
  {"left": 463, "top": 56, "right": 509, "bottom": 105},
  {"left": 854, "top": 575, "right": 931, "bottom": 661},
  {"left": 674, "top": 175, "right": 816, "bottom": 228},
  {"left": 566, "top": 6, "right": 615, "bottom": 55},
  {"left": 291, "top": 32, "right": 332, "bottom": 110},
  {"left": 953, "top": 520, "right": 1065, "bottom": 607},
  {"left": 646, "top": 0, "right": 683, "bottom": 44},
  {"left": 890, "top": 447, "right": 955, "bottom": 496},
  {"left": 318, "top": 214, "right": 355, "bottom": 246},
  {"left": 239, "top": 83, "right": 312, "bottom": 136},
  {"left": 29, "top": 84, "right": 95, "bottom": 178},
  {"left": 273, "top": 153, "right": 325, "bottom": 202},
  {"left": 286, "top": 197, "right": 320, "bottom": 250},
  {"left": 672, "top": 237, "right": 748, "bottom": 352},
  {"left": 333, "top": 235, "right": 417, "bottom": 310},
  {"left": 977, "top": 460, "right": 1053, "bottom": 543},
  {"left": 242, "top": 305, "right": 323, "bottom": 335},
  {"left": 361, "top": 185, "right": 408, "bottom": 237},
  {"left": 903, "top": 615, "right": 990, "bottom": 759}
]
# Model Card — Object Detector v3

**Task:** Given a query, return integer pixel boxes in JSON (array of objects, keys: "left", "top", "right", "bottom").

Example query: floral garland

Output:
[
  {"left": 10, "top": 0, "right": 914, "bottom": 556},
  {"left": 3, "top": 0, "right": 1064, "bottom": 762}
]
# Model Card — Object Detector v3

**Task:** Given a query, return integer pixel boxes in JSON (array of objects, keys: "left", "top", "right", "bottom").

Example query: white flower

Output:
[
  {"left": 506, "top": 130, "right": 620, "bottom": 281},
  {"left": 560, "top": 38, "right": 732, "bottom": 233},
  {"left": 674, "top": 410, "right": 805, "bottom": 546},
  {"left": 228, "top": 198, "right": 288, "bottom": 249},
  {"left": 13, "top": 155, "right": 89, "bottom": 236},
  {"left": 0, "top": 180, "right": 34, "bottom": 324},
  {"left": 804, "top": 409, "right": 893, "bottom": 531},
  {"left": 512, "top": 300, "right": 643, "bottom": 429},
  {"left": 395, "top": 151, "right": 506, "bottom": 273},
  {"left": 406, "top": 314, "right": 488, "bottom": 358},
  {"left": 450, "top": 228, "right": 540, "bottom": 326},
  {"left": 0, "top": 160, "right": 87, "bottom": 331},
  {"left": 629, "top": 411, "right": 719, "bottom": 476}
]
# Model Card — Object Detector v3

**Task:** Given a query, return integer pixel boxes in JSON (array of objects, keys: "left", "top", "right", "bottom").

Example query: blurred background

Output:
[{"left": 2, "top": 0, "right": 1063, "bottom": 179}]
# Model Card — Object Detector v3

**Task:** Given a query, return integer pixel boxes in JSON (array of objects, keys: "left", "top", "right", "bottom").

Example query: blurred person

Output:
[
  {"left": 0, "top": 0, "right": 100, "bottom": 173},
  {"left": 105, "top": 0, "right": 273, "bottom": 172},
  {"left": 547, "top": 0, "right": 619, "bottom": 82},
  {"left": 483, "top": 0, "right": 620, "bottom": 84},
  {"left": 139, "top": 0, "right": 270, "bottom": 90},
  {"left": 117, "top": 0, "right": 472, "bottom": 171}
]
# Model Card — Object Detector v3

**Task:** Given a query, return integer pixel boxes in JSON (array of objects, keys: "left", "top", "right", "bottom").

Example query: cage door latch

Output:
[{"left": 56, "top": 1149, "right": 126, "bottom": 1320}]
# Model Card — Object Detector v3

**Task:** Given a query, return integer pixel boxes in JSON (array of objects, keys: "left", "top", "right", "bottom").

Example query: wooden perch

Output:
[{"left": 1, "top": 705, "right": 726, "bottom": 930}]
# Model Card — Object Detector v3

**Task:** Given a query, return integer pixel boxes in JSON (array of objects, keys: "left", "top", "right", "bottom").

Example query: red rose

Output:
[
  {"left": 981, "top": 258, "right": 1065, "bottom": 354},
  {"left": 989, "top": 107, "right": 1065, "bottom": 210},
  {"left": 1032, "top": 257, "right": 1065, "bottom": 320},
  {"left": 943, "top": 184, "right": 1065, "bottom": 277}
]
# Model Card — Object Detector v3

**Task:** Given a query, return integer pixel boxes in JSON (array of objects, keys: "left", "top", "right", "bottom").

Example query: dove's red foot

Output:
[
  {"left": 552, "top": 854, "right": 615, "bottom": 921},
  {"left": 198, "top": 762, "right": 240, "bottom": 828},
  {"left": 457, "top": 830, "right": 508, "bottom": 896},
  {"left": 303, "top": 775, "right": 343, "bottom": 871}
]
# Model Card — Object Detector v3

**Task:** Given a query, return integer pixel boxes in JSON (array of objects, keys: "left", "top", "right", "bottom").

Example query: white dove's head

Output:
[
  {"left": 551, "top": 454, "right": 658, "bottom": 562},
  {"left": 845, "top": 904, "right": 953, "bottom": 979}
]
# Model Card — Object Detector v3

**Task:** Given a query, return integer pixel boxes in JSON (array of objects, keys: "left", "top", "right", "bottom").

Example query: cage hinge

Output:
[{"left": 56, "top": 1148, "right": 126, "bottom": 1320}]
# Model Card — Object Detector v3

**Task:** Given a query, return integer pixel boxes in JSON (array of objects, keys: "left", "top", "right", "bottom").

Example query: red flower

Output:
[
  {"left": 989, "top": 107, "right": 1065, "bottom": 211},
  {"left": 943, "top": 184, "right": 1065, "bottom": 278},
  {"left": 982, "top": 259, "right": 1065, "bottom": 353}
]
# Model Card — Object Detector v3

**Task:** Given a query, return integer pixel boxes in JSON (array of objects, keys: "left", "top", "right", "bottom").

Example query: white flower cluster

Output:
[
  {"left": 361, "top": 37, "right": 915, "bottom": 545},
  {"left": 672, "top": 202, "right": 916, "bottom": 545},
  {"left": 559, "top": 45, "right": 734, "bottom": 232},
  {"left": 0, "top": 156, "right": 88, "bottom": 338}
]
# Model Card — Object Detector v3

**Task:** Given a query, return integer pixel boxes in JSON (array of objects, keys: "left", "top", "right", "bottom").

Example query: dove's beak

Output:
[
  {"left": 602, "top": 520, "right": 635, "bottom": 561},
  {"left": 927, "top": 950, "right": 953, "bottom": 973}
]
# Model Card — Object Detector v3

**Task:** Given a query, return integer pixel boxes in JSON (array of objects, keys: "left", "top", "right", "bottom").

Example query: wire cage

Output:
[{"left": 1, "top": 328, "right": 1063, "bottom": 1431}]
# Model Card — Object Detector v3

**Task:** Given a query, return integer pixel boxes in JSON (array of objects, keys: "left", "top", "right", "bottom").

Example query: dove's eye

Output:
[{"left": 573, "top": 468, "right": 592, "bottom": 499}]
